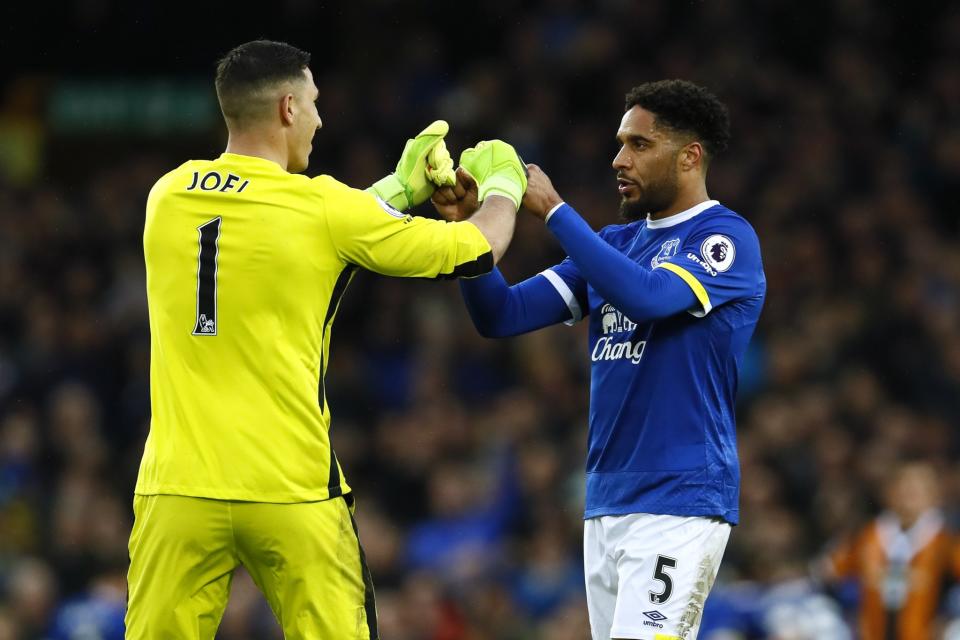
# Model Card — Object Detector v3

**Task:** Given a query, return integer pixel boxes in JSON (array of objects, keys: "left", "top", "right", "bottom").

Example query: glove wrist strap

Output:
[
  {"left": 478, "top": 175, "right": 523, "bottom": 209},
  {"left": 367, "top": 174, "right": 410, "bottom": 211}
]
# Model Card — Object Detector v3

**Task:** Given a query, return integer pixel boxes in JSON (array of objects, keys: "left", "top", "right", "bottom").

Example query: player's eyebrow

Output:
[{"left": 617, "top": 132, "right": 654, "bottom": 145}]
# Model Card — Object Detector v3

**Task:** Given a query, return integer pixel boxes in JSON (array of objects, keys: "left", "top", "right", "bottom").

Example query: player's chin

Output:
[{"left": 619, "top": 197, "right": 647, "bottom": 222}]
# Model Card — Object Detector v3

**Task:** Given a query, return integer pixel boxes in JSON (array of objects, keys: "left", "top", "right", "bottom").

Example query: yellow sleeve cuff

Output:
[{"left": 655, "top": 262, "right": 712, "bottom": 316}]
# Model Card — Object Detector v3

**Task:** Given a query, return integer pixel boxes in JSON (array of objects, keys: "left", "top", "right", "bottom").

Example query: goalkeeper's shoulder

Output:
[
  {"left": 309, "top": 174, "right": 418, "bottom": 230},
  {"left": 146, "top": 159, "right": 209, "bottom": 208},
  {"left": 307, "top": 173, "right": 346, "bottom": 191},
  {"left": 309, "top": 174, "right": 387, "bottom": 198},
  {"left": 307, "top": 173, "right": 378, "bottom": 204}
]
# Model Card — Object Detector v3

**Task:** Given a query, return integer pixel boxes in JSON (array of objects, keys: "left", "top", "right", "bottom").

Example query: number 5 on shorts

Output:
[{"left": 649, "top": 555, "right": 677, "bottom": 604}]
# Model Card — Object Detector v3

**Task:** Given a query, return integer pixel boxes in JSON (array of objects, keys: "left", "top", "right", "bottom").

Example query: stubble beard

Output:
[{"left": 618, "top": 169, "right": 680, "bottom": 222}]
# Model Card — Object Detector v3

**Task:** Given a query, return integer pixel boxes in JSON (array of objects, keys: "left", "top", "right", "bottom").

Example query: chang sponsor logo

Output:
[
  {"left": 594, "top": 304, "right": 646, "bottom": 364},
  {"left": 592, "top": 336, "right": 647, "bottom": 364}
]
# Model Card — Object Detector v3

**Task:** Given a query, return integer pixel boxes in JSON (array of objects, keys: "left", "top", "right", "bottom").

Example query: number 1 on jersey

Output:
[{"left": 193, "top": 217, "right": 221, "bottom": 336}]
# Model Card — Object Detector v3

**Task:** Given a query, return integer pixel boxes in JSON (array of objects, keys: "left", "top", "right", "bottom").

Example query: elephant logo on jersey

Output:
[
  {"left": 600, "top": 304, "right": 637, "bottom": 335},
  {"left": 650, "top": 238, "right": 680, "bottom": 268},
  {"left": 601, "top": 306, "right": 618, "bottom": 334},
  {"left": 700, "top": 234, "right": 736, "bottom": 272}
]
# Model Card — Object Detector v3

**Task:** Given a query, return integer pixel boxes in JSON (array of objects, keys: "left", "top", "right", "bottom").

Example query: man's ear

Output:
[
  {"left": 679, "top": 142, "right": 704, "bottom": 172},
  {"left": 279, "top": 93, "right": 295, "bottom": 127}
]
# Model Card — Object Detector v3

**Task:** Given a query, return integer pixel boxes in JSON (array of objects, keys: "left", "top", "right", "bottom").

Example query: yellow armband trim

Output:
[{"left": 655, "top": 262, "right": 712, "bottom": 315}]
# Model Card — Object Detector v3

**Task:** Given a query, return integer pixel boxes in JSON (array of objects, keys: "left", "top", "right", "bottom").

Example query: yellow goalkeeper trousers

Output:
[{"left": 125, "top": 493, "right": 377, "bottom": 639}]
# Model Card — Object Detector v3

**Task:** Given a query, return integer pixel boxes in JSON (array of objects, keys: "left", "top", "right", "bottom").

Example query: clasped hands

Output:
[{"left": 367, "top": 120, "right": 563, "bottom": 222}]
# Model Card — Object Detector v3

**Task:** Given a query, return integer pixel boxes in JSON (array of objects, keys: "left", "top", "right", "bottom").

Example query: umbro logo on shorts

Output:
[{"left": 643, "top": 609, "right": 668, "bottom": 629}]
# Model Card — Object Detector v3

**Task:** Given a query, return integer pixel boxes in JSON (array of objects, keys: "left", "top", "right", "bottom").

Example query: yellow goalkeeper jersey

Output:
[{"left": 136, "top": 152, "right": 492, "bottom": 502}]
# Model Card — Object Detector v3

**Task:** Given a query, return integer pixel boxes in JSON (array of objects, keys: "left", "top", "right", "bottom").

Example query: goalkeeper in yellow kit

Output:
[{"left": 125, "top": 39, "right": 528, "bottom": 639}]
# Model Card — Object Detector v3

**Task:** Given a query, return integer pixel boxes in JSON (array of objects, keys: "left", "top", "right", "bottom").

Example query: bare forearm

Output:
[{"left": 467, "top": 195, "right": 516, "bottom": 264}]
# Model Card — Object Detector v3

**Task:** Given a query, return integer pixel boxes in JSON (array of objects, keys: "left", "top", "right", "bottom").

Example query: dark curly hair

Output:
[
  {"left": 625, "top": 80, "right": 731, "bottom": 160},
  {"left": 215, "top": 40, "right": 311, "bottom": 124}
]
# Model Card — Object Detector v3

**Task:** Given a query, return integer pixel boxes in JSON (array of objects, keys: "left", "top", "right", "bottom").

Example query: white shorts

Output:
[{"left": 584, "top": 513, "right": 731, "bottom": 640}]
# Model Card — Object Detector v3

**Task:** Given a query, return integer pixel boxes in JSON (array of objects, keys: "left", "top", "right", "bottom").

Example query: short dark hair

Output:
[
  {"left": 625, "top": 80, "right": 731, "bottom": 159},
  {"left": 215, "top": 40, "right": 311, "bottom": 124}
]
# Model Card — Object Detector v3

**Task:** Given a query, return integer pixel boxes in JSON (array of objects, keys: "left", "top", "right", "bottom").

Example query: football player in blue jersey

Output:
[{"left": 435, "top": 80, "right": 766, "bottom": 640}]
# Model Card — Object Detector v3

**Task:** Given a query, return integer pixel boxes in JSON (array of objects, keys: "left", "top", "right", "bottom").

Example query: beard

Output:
[{"left": 618, "top": 168, "right": 680, "bottom": 222}]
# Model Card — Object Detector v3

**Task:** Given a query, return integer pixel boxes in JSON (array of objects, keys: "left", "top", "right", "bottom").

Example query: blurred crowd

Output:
[{"left": 2, "top": 1, "right": 960, "bottom": 638}]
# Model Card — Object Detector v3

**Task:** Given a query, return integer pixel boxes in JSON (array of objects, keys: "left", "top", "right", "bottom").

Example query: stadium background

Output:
[{"left": 1, "top": 1, "right": 959, "bottom": 638}]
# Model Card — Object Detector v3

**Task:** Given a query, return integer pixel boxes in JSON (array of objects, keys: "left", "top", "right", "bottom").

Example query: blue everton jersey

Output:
[{"left": 542, "top": 201, "right": 765, "bottom": 524}]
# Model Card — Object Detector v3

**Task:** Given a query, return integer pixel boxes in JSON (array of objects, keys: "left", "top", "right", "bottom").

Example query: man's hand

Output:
[
  {"left": 521, "top": 164, "right": 563, "bottom": 220},
  {"left": 431, "top": 167, "right": 480, "bottom": 221},
  {"left": 366, "top": 120, "right": 456, "bottom": 211},
  {"left": 459, "top": 140, "right": 528, "bottom": 210}
]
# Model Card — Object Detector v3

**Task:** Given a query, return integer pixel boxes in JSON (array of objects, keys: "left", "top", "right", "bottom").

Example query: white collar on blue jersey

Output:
[{"left": 645, "top": 200, "right": 719, "bottom": 229}]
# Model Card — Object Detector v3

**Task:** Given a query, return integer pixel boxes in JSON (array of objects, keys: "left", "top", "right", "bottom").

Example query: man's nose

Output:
[{"left": 612, "top": 147, "right": 629, "bottom": 169}]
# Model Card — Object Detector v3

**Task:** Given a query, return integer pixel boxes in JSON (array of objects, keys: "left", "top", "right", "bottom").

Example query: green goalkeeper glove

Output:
[
  {"left": 458, "top": 140, "right": 528, "bottom": 209},
  {"left": 367, "top": 120, "right": 456, "bottom": 211}
]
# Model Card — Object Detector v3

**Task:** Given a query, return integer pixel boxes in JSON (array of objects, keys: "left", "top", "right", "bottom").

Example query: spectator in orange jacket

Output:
[{"left": 823, "top": 461, "right": 960, "bottom": 639}]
